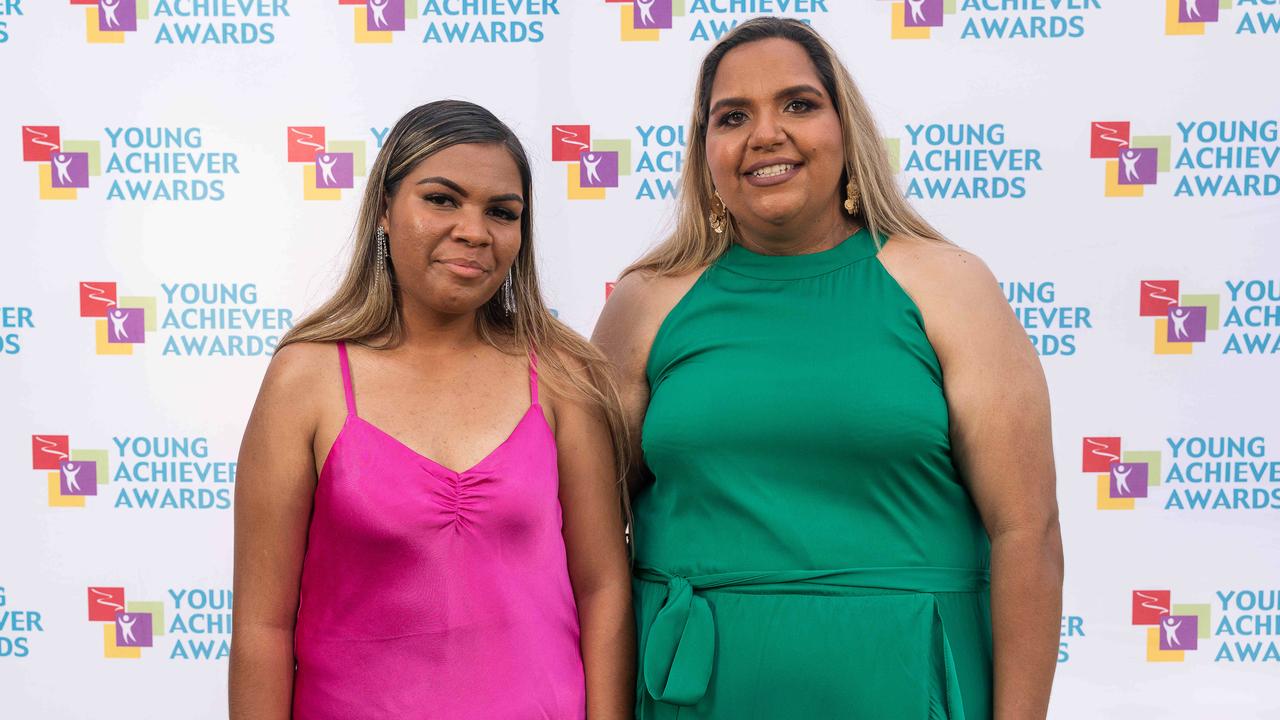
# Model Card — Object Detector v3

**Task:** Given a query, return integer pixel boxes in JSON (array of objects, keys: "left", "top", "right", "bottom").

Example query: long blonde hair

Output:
[
  {"left": 626, "top": 17, "right": 945, "bottom": 277},
  {"left": 280, "top": 100, "right": 631, "bottom": 532}
]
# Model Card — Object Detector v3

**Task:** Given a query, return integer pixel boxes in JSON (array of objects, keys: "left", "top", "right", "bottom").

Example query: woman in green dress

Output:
[{"left": 593, "top": 18, "right": 1062, "bottom": 719}]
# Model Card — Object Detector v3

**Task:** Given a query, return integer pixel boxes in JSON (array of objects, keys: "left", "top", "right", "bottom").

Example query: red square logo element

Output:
[
  {"left": 79, "top": 282, "right": 118, "bottom": 318},
  {"left": 22, "top": 126, "right": 61, "bottom": 162},
  {"left": 551, "top": 125, "right": 591, "bottom": 162},
  {"left": 338, "top": 0, "right": 366, "bottom": 5},
  {"left": 88, "top": 587, "right": 126, "bottom": 622},
  {"left": 1132, "top": 590, "right": 1171, "bottom": 626},
  {"left": 605, "top": 282, "right": 616, "bottom": 299},
  {"left": 69, "top": 1, "right": 99, "bottom": 5},
  {"left": 32, "top": 435, "right": 69, "bottom": 470},
  {"left": 1082, "top": 437, "right": 1121, "bottom": 473},
  {"left": 287, "top": 127, "right": 327, "bottom": 163},
  {"left": 1089, "top": 121, "right": 1130, "bottom": 159},
  {"left": 1140, "top": 280, "right": 1180, "bottom": 317}
]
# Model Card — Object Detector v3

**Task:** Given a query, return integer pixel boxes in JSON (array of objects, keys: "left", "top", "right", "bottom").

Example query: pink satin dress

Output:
[{"left": 291, "top": 342, "right": 585, "bottom": 719}]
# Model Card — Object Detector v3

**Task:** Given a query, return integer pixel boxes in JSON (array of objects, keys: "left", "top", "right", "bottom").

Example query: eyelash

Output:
[
  {"left": 715, "top": 99, "right": 816, "bottom": 127},
  {"left": 423, "top": 193, "right": 519, "bottom": 222}
]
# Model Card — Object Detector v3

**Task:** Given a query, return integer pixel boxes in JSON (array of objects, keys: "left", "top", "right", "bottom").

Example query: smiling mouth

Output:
[{"left": 750, "top": 163, "right": 796, "bottom": 178}]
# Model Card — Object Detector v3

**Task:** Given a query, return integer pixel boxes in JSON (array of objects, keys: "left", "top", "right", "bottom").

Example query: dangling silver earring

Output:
[
  {"left": 374, "top": 227, "right": 388, "bottom": 286},
  {"left": 501, "top": 268, "right": 516, "bottom": 317}
]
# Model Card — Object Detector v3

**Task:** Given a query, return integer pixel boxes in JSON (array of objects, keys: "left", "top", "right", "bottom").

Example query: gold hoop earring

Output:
[
  {"left": 843, "top": 179, "right": 861, "bottom": 216},
  {"left": 709, "top": 192, "right": 727, "bottom": 235}
]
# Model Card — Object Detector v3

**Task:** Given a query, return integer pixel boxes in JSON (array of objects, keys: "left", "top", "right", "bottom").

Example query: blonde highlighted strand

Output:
[{"left": 624, "top": 17, "right": 947, "bottom": 279}]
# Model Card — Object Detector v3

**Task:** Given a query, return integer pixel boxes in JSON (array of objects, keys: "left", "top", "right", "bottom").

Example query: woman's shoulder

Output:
[
  {"left": 260, "top": 341, "right": 341, "bottom": 401},
  {"left": 593, "top": 267, "right": 708, "bottom": 376}
]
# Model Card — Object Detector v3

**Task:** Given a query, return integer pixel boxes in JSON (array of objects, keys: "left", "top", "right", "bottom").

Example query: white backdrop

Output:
[{"left": 2, "top": 1, "right": 1278, "bottom": 718}]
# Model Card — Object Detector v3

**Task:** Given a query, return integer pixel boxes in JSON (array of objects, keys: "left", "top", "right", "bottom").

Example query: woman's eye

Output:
[
  {"left": 423, "top": 194, "right": 455, "bottom": 207},
  {"left": 785, "top": 99, "right": 814, "bottom": 113},
  {"left": 718, "top": 110, "right": 747, "bottom": 127},
  {"left": 489, "top": 208, "right": 519, "bottom": 222}
]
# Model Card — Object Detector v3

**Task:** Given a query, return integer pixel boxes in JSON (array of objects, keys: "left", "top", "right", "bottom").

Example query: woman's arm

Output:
[
  {"left": 228, "top": 345, "right": 324, "bottom": 720},
  {"left": 881, "top": 240, "right": 1064, "bottom": 720},
  {"left": 550, "top": 366, "right": 635, "bottom": 719}
]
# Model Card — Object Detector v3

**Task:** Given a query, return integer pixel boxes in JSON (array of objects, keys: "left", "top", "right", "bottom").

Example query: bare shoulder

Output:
[
  {"left": 592, "top": 267, "right": 707, "bottom": 378},
  {"left": 876, "top": 235, "right": 1022, "bottom": 363},
  {"left": 261, "top": 341, "right": 335, "bottom": 399},
  {"left": 877, "top": 234, "right": 1001, "bottom": 309}
]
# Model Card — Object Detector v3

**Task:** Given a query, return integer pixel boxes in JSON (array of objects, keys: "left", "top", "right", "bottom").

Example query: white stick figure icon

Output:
[
  {"left": 101, "top": 0, "right": 122, "bottom": 29},
  {"left": 369, "top": 0, "right": 390, "bottom": 28},
  {"left": 582, "top": 153, "right": 604, "bottom": 184},
  {"left": 53, "top": 154, "right": 74, "bottom": 185},
  {"left": 1121, "top": 150, "right": 1142, "bottom": 182},
  {"left": 907, "top": 0, "right": 927, "bottom": 23},
  {"left": 118, "top": 614, "right": 138, "bottom": 644},
  {"left": 1113, "top": 464, "right": 1132, "bottom": 495},
  {"left": 1185, "top": 0, "right": 1200, "bottom": 19},
  {"left": 63, "top": 462, "right": 83, "bottom": 493},
  {"left": 318, "top": 154, "right": 338, "bottom": 185},
  {"left": 109, "top": 309, "right": 129, "bottom": 340},
  {"left": 636, "top": 0, "right": 657, "bottom": 26},
  {"left": 1170, "top": 308, "right": 1190, "bottom": 339},
  {"left": 1162, "top": 617, "right": 1182, "bottom": 647}
]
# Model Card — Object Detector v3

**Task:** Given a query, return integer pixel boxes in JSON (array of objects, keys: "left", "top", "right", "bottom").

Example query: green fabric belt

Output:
[{"left": 635, "top": 565, "right": 990, "bottom": 712}]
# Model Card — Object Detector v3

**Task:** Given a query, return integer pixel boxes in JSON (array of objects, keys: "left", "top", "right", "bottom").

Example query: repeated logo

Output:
[
  {"left": 286, "top": 126, "right": 387, "bottom": 200},
  {"left": 340, "top": 0, "right": 559, "bottom": 44},
  {"left": 77, "top": 281, "right": 292, "bottom": 357},
  {"left": 1132, "top": 590, "right": 1211, "bottom": 662},
  {"left": 0, "top": 0, "right": 23, "bottom": 43},
  {"left": 1091, "top": 120, "right": 1279, "bottom": 198},
  {"left": 1083, "top": 435, "right": 1280, "bottom": 511},
  {"left": 1059, "top": 613, "right": 1085, "bottom": 663},
  {"left": 550, "top": 123, "right": 683, "bottom": 200},
  {"left": 32, "top": 427, "right": 236, "bottom": 507},
  {"left": 21, "top": 125, "right": 240, "bottom": 202},
  {"left": 86, "top": 587, "right": 231, "bottom": 660},
  {"left": 1001, "top": 281, "right": 1093, "bottom": 357},
  {"left": 887, "top": 123, "right": 1045, "bottom": 200},
  {"left": 31, "top": 433, "right": 236, "bottom": 510},
  {"left": 1, "top": 305, "right": 34, "bottom": 356},
  {"left": 0, "top": 586, "right": 45, "bottom": 659},
  {"left": 1166, "top": 0, "right": 1280, "bottom": 36},
  {"left": 890, "top": 0, "right": 1101, "bottom": 40},
  {"left": 68, "top": 0, "right": 289, "bottom": 44},
  {"left": 1088, "top": 121, "right": 1170, "bottom": 197},
  {"left": 1139, "top": 280, "right": 1221, "bottom": 354},
  {"left": 605, "top": 0, "right": 828, "bottom": 42},
  {"left": 21, "top": 126, "right": 100, "bottom": 200}
]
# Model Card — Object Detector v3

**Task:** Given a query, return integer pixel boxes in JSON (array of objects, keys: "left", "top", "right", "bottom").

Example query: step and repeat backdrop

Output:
[{"left": 1, "top": 1, "right": 1277, "bottom": 718}]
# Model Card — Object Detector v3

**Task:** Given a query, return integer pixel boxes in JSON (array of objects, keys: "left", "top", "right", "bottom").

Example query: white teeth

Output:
[{"left": 752, "top": 163, "right": 794, "bottom": 177}]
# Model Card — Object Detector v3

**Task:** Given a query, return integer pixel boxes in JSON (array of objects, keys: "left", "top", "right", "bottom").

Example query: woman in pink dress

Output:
[{"left": 229, "top": 101, "right": 634, "bottom": 719}]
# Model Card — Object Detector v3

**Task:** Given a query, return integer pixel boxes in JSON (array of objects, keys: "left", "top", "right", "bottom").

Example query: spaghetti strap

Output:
[
  {"left": 528, "top": 352, "right": 539, "bottom": 406},
  {"left": 336, "top": 341, "right": 357, "bottom": 416}
]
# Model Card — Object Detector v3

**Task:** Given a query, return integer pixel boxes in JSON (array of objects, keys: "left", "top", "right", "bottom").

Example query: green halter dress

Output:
[{"left": 633, "top": 229, "right": 993, "bottom": 719}]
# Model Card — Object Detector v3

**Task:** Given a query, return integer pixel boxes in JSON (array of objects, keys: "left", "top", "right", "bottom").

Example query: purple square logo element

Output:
[
  {"left": 1116, "top": 147, "right": 1158, "bottom": 186},
  {"left": 1159, "top": 614, "right": 1198, "bottom": 651},
  {"left": 1167, "top": 305, "right": 1207, "bottom": 343},
  {"left": 315, "top": 152, "right": 355, "bottom": 189},
  {"left": 579, "top": 151, "right": 619, "bottom": 189},
  {"left": 49, "top": 152, "right": 90, "bottom": 189},
  {"left": 1109, "top": 462, "right": 1149, "bottom": 499},
  {"left": 98, "top": 0, "right": 138, "bottom": 32},
  {"left": 634, "top": 0, "right": 673, "bottom": 30},
  {"left": 106, "top": 307, "right": 145, "bottom": 344},
  {"left": 1179, "top": 0, "right": 1219, "bottom": 23},
  {"left": 115, "top": 611, "right": 153, "bottom": 648},
  {"left": 903, "top": 0, "right": 944, "bottom": 28},
  {"left": 366, "top": 0, "right": 406, "bottom": 32},
  {"left": 60, "top": 460, "right": 98, "bottom": 497}
]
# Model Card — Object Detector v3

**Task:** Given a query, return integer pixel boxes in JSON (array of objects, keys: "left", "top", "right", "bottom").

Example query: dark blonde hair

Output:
[
  {"left": 281, "top": 100, "right": 631, "bottom": 533},
  {"left": 627, "top": 17, "right": 945, "bottom": 276}
]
